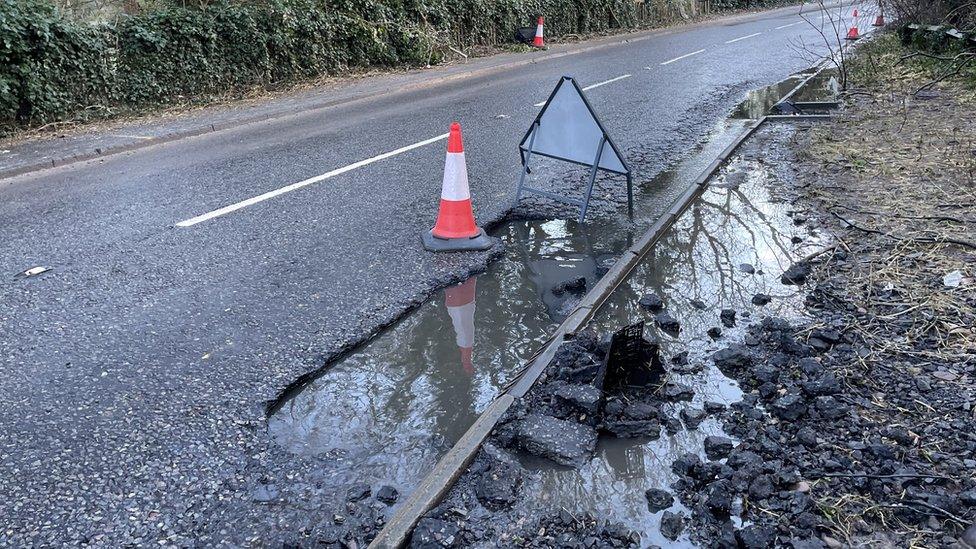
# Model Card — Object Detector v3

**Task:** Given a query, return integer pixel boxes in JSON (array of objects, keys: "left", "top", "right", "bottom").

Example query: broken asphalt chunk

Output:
[
  {"left": 638, "top": 292, "right": 665, "bottom": 311},
  {"left": 515, "top": 414, "right": 597, "bottom": 467}
]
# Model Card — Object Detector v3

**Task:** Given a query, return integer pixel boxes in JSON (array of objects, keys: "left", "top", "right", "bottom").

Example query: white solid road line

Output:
[
  {"left": 176, "top": 133, "right": 449, "bottom": 227},
  {"left": 660, "top": 48, "right": 706, "bottom": 65},
  {"left": 774, "top": 21, "right": 803, "bottom": 29},
  {"left": 533, "top": 74, "right": 632, "bottom": 106},
  {"left": 725, "top": 32, "right": 763, "bottom": 44}
]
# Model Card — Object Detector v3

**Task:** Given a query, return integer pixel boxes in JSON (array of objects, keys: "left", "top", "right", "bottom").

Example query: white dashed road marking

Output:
[
  {"left": 533, "top": 74, "right": 632, "bottom": 106},
  {"left": 726, "top": 32, "right": 763, "bottom": 44},
  {"left": 660, "top": 49, "right": 707, "bottom": 65}
]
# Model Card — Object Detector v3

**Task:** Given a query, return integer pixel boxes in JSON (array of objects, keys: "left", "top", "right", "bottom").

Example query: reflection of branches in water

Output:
[
  {"left": 515, "top": 418, "right": 728, "bottom": 537},
  {"left": 650, "top": 182, "right": 796, "bottom": 308},
  {"left": 593, "top": 162, "right": 809, "bottom": 340}
]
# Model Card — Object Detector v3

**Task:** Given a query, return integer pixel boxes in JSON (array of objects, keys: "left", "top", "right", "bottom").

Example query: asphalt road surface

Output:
[{"left": 0, "top": 4, "right": 876, "bottom": 545}]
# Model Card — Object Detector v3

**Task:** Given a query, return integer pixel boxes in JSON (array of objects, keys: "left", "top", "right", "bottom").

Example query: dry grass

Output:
[
  {"left": 791, "top": 31, "right": 976, "bottom": 544},
  {"left": 799, "top": 33, "right": 976, "bottom": 366}
]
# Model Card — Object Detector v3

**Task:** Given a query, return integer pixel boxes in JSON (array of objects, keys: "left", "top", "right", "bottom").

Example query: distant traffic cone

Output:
[
  {"left": 852, "top": 8, "right": 859, "bottom": 17},
  {"left": 445, "top": 277, "right": 477, "bottom": 376},
  {"left": 846, "top": 25, "right": 860, "bottom": 40},
  {"left": 873, "top": 13, "right": 885, "bottom": 26},
  {"left": 532, "top": 17, "right": 545, "bottom": 48},
  {"left": 422, "top": 122, "right": 494, "bottom": 252}
]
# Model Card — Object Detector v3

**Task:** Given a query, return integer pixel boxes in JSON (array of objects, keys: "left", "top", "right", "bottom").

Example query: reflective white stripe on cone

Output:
[{"left": 533, "top": 17, "right": 545, "bottom": 48}]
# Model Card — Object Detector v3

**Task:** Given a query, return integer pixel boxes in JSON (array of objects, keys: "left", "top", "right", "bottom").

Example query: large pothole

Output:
[{"left": 264, "top": 70, "right": 834, "bottom": 544}]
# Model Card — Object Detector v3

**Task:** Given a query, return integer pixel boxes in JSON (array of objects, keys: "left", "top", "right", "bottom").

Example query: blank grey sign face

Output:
[{"left": 529, "top": 81, "right": 627, "bottom": 173}]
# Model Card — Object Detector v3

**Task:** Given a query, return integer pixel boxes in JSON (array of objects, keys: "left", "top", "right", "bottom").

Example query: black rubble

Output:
[
  {"left": 515, "top": 414, "right": 598, "bottom": 467},
  {"left": 638, "top": 292, "right": 665, "bottom": 311}
]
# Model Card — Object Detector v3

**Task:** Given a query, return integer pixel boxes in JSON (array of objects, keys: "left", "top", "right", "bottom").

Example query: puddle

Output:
[
  {"left": 731, "top": 69, "right": 838, "bottom": 119},
  {"left": 267, "top": 117, "right": 754, "bottom": 508},
  {"left": 267, "top": 219, "right": 617, "bottom": 489},
  {"left": 503, "top": 138, "right": 825, "bottom": 546}
]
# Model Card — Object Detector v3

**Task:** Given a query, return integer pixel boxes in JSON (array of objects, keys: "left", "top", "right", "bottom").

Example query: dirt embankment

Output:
[{"left": 404, "top": 33, "right": 975, "bottom": 548}]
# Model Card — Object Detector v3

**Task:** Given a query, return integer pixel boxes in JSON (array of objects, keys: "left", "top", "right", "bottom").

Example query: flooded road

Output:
[
  {"left": 266, "top": 71, "right": 834, "bottom": 530},
  {"left": 266, "top": 117, "right": 751, "bottom": 506}
]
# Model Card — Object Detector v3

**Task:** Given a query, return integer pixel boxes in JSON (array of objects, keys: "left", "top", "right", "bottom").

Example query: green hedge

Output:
[{"left": 0, "top": 0, "right": 774, "bottom": 134}]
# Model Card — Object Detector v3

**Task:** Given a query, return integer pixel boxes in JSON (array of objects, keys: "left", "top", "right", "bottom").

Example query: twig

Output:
[
  {"left": 800, "top": 244, "right": 840, "bottom": 263},
  {"left": 904, "top": 499, "right": 970, "bottom": 526},
  {"left": 913, "top": 53, "right": 976, "bottom": 95},
  {"left": 829, "top": 209, "right": 976, "bottom": 250}
]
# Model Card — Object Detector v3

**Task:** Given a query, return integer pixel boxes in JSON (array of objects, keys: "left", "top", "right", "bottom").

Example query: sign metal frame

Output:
[{"left": 515, "top": 76, "right": 633, "bottom": 223}]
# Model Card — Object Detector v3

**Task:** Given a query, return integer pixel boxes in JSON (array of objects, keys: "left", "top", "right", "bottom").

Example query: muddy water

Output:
[
  {"left": 731, "top": 69, "right": 837, "bottom": 119},
  {"left": 267, "top": 118, "right": 752, "bottom": 504},
  {"left": 506, "top": 140, "right": 826, "bottom": 546}
]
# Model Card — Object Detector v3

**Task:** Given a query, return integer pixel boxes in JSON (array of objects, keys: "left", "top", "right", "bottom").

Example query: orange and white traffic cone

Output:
[
  {"left": 872, "top": 13, "right": 884, "bottom": 26},
  {"left": 846, "top": 25, "right": 860, "bottom": 40},
  {"left": 445, "top": 277, "right": 477, "bottom": 376},
  {"left": 532, "top": 17, "right": 545, "bottom": 48},
  {"left": 422, "top": 122, "right": 494, "bottom": 252}
]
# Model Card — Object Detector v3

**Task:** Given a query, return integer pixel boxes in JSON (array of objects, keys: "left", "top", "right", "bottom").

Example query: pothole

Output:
[
  {"left": 266, "top": 117, "right": 752, "bottom": 506},
  {"left": 264, "top": 74, "right": 829, "bottom": 542},
  {"left": 487, "top": 135, "right": 824, "bottom": 546}
]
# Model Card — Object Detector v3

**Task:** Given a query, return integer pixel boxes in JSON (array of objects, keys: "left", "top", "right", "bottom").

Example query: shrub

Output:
[{"left": 0, "top": 0, "right": 789, "bottom": 135}]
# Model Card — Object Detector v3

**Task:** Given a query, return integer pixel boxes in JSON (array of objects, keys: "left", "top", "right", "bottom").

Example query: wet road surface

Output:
[{"left": 0, "top": 4, "right": 876, "bottom": 545}]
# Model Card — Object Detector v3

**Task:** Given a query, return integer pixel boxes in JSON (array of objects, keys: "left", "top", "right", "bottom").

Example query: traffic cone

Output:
[
  {"left": 532, "top": 17, "right": 545, "bottom": 48},
  {"left": 852, "top": 8, "right": 858, "bottom": 17},
  {"left": 422, "top": 122, "right": 494, "bottom": 252},
  {"left": 873, "top": 13, "right": 884, "bottom": 26},
  {"left": 445, "top": 277, "right": 477, "bottom": 376},
  {"left": 846, "top": 25, "right": 860, "bottom": 40}
]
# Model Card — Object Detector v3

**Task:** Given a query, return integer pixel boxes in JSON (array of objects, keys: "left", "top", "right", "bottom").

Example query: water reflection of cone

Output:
[
  {"left": 445, "top": 277, "right": 477, "bottom": 375},
  {"left": 422, "top": 122, "right": 494, "bottom": 252},
  {"left": 532, "top": 17, "right": 545, "bottom": 48},
  {"left": 846, "top": 25, "right": 860, "bottom": 40}
]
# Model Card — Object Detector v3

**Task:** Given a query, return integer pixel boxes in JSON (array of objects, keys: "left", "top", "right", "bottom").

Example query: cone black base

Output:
[{"left": 422, "top": 228, "right": 494, "bottom": 252}]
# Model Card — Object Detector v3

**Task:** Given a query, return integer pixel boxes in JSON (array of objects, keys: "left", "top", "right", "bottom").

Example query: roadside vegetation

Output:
[
  {"left": 0, "top": 0, "right": 788, "bottom": 137},
  {"left": 786, "top": 28, "right": 976, "bottom": 546}
]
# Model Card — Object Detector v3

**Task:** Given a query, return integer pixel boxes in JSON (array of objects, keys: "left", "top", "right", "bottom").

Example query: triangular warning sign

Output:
[{"left": 519, "top": 76, "right": 628, "bottom": 174}]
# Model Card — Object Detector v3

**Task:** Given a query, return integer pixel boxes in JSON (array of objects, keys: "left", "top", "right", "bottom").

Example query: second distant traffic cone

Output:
[
  {"left": 846, "top": 25, "right": 860, "bottom": 40},
  {"left": 422, "top": 122, "right": 494, "bottom": 252},
  {"left": 852, "top": 8, "right": 859, "bottom": 17},
  {"left": 873, "top": 13, "right": 885, "bottom": 26},
  {"left": 532, "top": 17, "right": 545, "bottom": 48}
]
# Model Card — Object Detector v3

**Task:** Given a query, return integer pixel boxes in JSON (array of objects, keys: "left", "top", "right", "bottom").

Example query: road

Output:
[{"left": 0, "top": 4, "right": 874, "bottom": 545}]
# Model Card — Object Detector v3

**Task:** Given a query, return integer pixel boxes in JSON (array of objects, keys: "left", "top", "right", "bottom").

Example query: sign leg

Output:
[
  {"left": 627, "top": 173, "right": 634, "bottom": 218},
  {"left": 579, "top": 137, "right": 606, "bottom": 224},
  {"left": 515, "top": 123, "right": 540, "bottom": 208}
]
